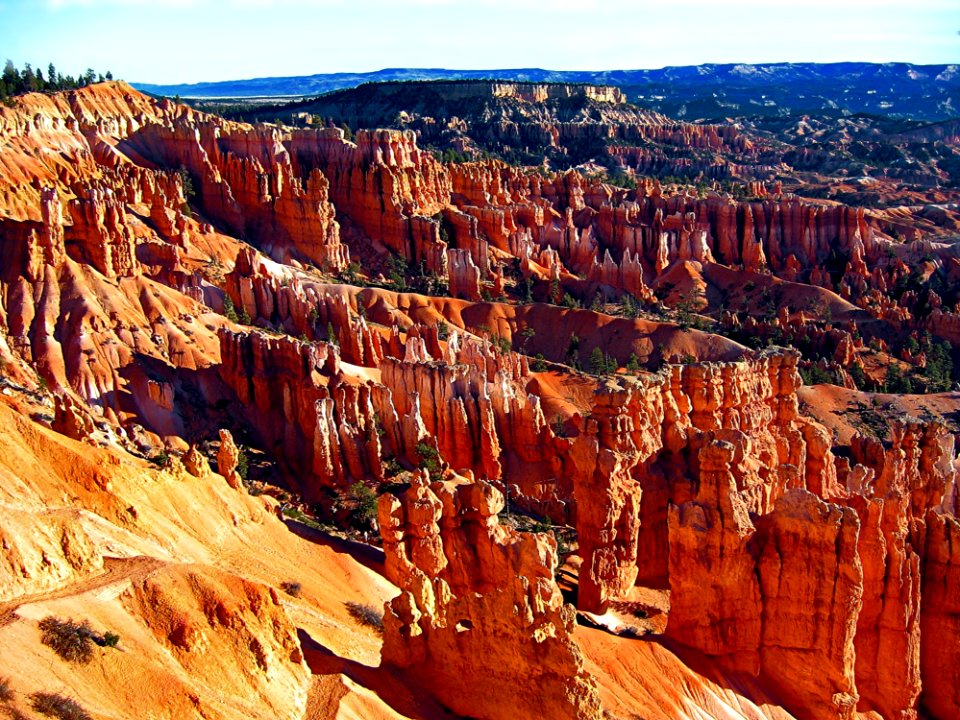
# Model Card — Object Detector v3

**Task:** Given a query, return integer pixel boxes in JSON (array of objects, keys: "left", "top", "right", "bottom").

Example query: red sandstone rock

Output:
[
  {"left": 379, "top": 474, "right": 601, "bottom": 720},
  {"left": 849, "top": 496, "right": 921, "bottom": 720},
  {"left": 667, "top": 439, "right": 762, "bottom": 671},
  {"left": 918, "top": 511, "right": 960, "bottom": 719},
  {"left": 52, "top": 392, "right": 96, "bottom": 442},
  {"left": 217, "top": 429, "right": 243, "bottom": 489},
  {"left": 754, "top": 490, "right": 862, "bottom": 720}
]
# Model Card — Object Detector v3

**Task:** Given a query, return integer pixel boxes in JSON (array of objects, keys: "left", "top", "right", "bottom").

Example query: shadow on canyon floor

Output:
[{"left": 297, "top": 628, "right": 458, "bottom": 719}]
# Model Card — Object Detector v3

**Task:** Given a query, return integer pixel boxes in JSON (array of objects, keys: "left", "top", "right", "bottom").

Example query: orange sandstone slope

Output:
[{"left": 0, "top": 81, "right": 958, "bottom": 720}]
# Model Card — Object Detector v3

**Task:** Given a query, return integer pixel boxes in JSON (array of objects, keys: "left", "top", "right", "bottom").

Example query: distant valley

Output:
[{"left": 135, "top": 62, "right": 960, "bottom": 121}]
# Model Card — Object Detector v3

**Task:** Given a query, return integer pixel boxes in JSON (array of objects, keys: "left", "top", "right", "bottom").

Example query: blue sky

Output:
[{"left": 0, "top": 0, "right": 956, "bottom": 84}]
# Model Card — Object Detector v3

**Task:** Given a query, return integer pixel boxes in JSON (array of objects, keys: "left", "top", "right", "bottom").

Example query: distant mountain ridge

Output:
[{"left": 133, "top": 62, "right": 959, "bottom": 121}]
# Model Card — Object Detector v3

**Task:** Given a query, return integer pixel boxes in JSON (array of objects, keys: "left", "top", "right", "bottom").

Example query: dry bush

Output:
[
  {"left": 0, "top": 676, "right": 13, "bottom": 702},
  {"left": 345, "top": 601, "right": 383, "bottom": 633},
  {"left": 280, "top": 581, "right": 302, "bottom": 597},
  {"left": 29, "top": 692, "right": 92, "bottom": 720},
  {"left": 38, "top": 617, "right": 95, "bottom": 664}
]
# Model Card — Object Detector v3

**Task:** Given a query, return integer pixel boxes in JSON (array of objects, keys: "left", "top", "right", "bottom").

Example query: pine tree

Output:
[
  {"left": 22, "top": 63, "right": 36, "bottom": 92},
  {"left": 2, "top": 60, "right": 17, "bottom": 89},
  {"left": 590, "top": 347, "right": 607, "bottom": 375}
]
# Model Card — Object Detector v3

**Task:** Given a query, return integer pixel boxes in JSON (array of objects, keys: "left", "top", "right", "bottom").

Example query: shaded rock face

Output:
[
  {"left": 919, "top": 511, "right": 960, "bottom": 720},
  {"left": 850, "top": 496, "right": 922, "bottom": 720},
  {"left": 663, "top": 416, "right": 958, "bottom": 720},
  {"left": 667, "top": 444, "right": 861, "bottom": 720},
  {"left": 378, "top": 474, "right": 601, "bottom": 720}
]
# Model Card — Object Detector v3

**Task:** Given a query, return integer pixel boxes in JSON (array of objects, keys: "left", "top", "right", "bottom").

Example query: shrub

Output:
[
  {"left": 345, "top": 601, "right": 383, "bottom": 633},
  {"left": 0, "top": 676, "right": 12, "bottom": 702},
  {"left": 98, "top": 631, "right": 120, "bottom": 649},
  {"left": 223, "top": 294, "right": 239, "bottom": 323},
  {"left": 347, "top": 482, "right": 378, "bottom": 529},
  {"left": 29, "top": 692, "right": 92, "bottom": 720},
  {"left": 280, "top": 581, "right": 302, "bottom": 598},
  {"left": 799, "top": 365, "right": 836, "bottom": 387},
  {"left": 148, "top": 450, "right": 170, "bottom": 468},
  {"left": 39, "top": 617, "right": 95, "bottom": 664},
  {"left": 236, "top": 446, "right": 249, "bottom": 481},
  {"left": 414, "top": 442, "right": 441, "bottom": 481},
  {"left": 552, "top": 415, "right": 567, "bottom": 438}
]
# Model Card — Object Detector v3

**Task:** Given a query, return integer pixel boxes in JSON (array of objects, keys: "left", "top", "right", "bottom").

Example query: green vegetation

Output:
[
  {"left": 177, "top": 166, "right": 195, "bottom": 202},
  {"left": 1, "top": 59, "right": 113, "bottom": 101},
  {"left": 799, "top": 364, "right": 839, "bottom": 387},
  {"left": 520, "top": 278, "right": 534, "bottom": 304},
  {"left": 552, "top": 415, "right": 567, "bottom": 438},
  {"left": 223, "top": 295, "right": 240, "bottom": 323},
  {"left": 490, "top": 334, "right": 511, "bottom": 355},
  {"left": 149, "top": 450, "right": 170, "bottom": 468},
  {"left": 235, "top": 446, "right": 249, "bottom": 481},
  {"left": 849, "top": 363, "right": 867, "bottom": 390},
  {"left": 339, "top": 261, "right": 363, "bottom": 285},
  {"left": 565, "top": 333, "right": 581, "bottom": 370},
  {"left": 560, "top": 292, "right": 581, "bottom": 309},
  {"left": 434, "top": 147, "right": 472, "bottom": 164},
  {"left": 589, "top": 347, "right": 617, "bottom": 375},
  {"left": 347, "top": 482, "right": 378, "bottom": 530},
  {"left": 387, "top": 255, "right": 408, "bottom": 290},
  {"left": 415, "top": 442, "right": 442, "bottom": 481},
  {"left": 882, "top": 364, "right": 913, "bottom": 393},
  {"left": 619, "top": 294, "right": 640, "bottom": 319},
  {"left": 920, "top": 339, "right": 954, "bottom": 393}
]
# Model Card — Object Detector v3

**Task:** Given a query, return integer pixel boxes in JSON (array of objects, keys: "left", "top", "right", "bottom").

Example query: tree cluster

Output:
[{"left": 1, "top": 59, "right": 114, "bottom": 101}]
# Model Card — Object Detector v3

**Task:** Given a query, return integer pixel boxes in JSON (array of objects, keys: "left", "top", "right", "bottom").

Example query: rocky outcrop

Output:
[
  {"left": 2, "top": 80, "right": 960, "bottom": 720},
  {"left": 378, "top": 474, "right": 601, "bottom": 720},
  {"left": 850, "top": 420, "right": 956, "bottom": 516},
  {"left": 216, "top": 329, "right": 383, "bottom": 494},
  {"left": 126, "top": 565, "right": 309, "bottom": 720},
  {"left": 850, "top": 496, "right": 922, "bottom": 720},
  {"left": 666, "top": 440, "right": 762, "bottom": 670},
  {"left": 636, "top": 350, "right": 835, "bottom": 586},
  {"left": 669, "top": 460, "right": 862, "bottom": 720},
  {"left": 66, "top": 183, "right": 140, "bottom": 278},
  {"left": 570, "top": 379, "right": 663, "bottom": 612},
  {"left": 289, "top": 128, "right": 450, "bottom": 271},
  {"left": 217, "top": 429, "right": 243, "bottom": 488},
  {"left": 753, "top": 490, "right": 862, "bottom": 720},
  {"left": 919, "top": 511, "right": 960, "bottom": 720},
  {"left": 52, "top": 392, "right": 97, "bottom": 442}
]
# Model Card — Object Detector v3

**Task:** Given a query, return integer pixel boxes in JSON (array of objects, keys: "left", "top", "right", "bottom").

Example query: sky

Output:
[{"left": 0, "top": 0, "right": 956, "bottom": 85}]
